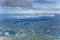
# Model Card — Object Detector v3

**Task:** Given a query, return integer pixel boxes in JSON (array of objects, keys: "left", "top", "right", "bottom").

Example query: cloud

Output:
[
  {"left": 38, "top": 0, "right": 56, "bottom": 2},
  {"left": 0, "top": 0, "right": 59, "bottom": 8},
  {"left": 0, "top": 0, "right": 36, "bottom": 7},
  {"left": 0, "top": 0, "right": 7, "bottom": 6},
  {"left": 0, "top": 0, "right": 56, "bottom": 7}
]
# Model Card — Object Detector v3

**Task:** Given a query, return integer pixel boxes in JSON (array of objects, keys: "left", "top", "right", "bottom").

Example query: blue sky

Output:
[{"left": 32, "top": 0, "right": 60, "bottom": 9}]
